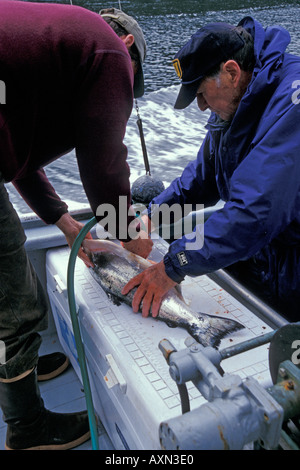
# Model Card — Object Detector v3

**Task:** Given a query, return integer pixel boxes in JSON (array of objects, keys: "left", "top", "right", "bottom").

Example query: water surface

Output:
[{"left": 7, "top": 0, "right": 300, "bottom": 213}]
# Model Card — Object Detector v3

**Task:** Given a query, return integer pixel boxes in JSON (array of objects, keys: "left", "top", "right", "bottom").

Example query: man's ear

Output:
[
  {"left": 223, "top": 60, "right": 241, "bottom": 87},
  {"left": 121, "top": 34, "right": 135, "bottom": 49}
]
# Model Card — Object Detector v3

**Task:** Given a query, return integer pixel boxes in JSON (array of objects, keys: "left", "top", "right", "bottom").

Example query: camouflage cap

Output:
[{"left": 100, "top": 8, "right": 146, "bottom": 98}]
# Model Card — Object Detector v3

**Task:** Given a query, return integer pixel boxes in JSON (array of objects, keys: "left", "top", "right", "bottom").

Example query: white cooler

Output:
[{"left": 46, "top": 238, "right": 273, "bottom": 450}]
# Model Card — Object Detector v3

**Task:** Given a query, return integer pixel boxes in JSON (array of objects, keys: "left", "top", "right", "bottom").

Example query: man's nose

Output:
[{"left": 196, "top": 94, "right": 209, "bottom": 111}]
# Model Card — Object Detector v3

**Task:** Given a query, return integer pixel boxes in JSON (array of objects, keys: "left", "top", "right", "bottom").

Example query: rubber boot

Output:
[
  {"left": 37, "top": 352, "right": 70, "bottom": 381},
  {"left": 0, "top": 368, "right": 91, "bottom": 450}
]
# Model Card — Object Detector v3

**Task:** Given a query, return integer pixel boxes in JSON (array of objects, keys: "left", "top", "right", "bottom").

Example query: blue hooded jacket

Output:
[{"left": 149, "top": 17, "right": 300, "bottom": 313}]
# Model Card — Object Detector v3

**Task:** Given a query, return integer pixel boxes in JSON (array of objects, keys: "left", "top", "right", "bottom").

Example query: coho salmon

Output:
[{"left": 83, "top": 239, "right": 244, "bottom": 348}]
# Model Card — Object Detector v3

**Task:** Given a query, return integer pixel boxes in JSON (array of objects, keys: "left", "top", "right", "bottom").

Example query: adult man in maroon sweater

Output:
[{"left": 0, "top": 1, "right": 147, "bottom": 450}]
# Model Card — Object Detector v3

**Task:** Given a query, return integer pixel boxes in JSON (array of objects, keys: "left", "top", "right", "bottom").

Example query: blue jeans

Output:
[{"left": 0, "top": 176, "right": 48, "bottom": 379}]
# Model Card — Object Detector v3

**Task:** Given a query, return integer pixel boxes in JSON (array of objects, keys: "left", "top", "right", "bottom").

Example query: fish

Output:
[{"left": 82, "top": 239, "right": 244, "bottom": 349}]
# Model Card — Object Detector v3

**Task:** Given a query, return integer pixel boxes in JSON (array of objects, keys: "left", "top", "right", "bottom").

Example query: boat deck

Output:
[
  {"left": 0, "top": 331, "right": 114, "bottom": 451},
  {"left": 0, "top": 215, "right": 287, "bottom": 451}
]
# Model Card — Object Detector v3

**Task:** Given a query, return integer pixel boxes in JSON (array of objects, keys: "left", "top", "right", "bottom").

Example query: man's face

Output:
[{"left": 196, "top": 62, "right": 243, "bottom": 121}]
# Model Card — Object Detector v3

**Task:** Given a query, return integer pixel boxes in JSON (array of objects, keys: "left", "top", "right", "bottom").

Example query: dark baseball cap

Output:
[
  {"left": 99, "top": 8, "right": 146, "bottom": 98},
  {"left": 172, "top": 23, "right": 245, "bottom": 109}
]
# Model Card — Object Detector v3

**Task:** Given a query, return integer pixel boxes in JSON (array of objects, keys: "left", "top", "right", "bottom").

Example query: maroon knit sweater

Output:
[{"left": 0, "top": 0, "right": 134, "bottom": 235}]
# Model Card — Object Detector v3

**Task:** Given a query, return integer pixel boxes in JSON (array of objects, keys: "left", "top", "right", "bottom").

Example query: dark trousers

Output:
[
  {"left": 0, "top": 176, "right": 48, "bottom": 379},
  {"left": 226, "top": 244, "right": 300, "bottom": 322}
]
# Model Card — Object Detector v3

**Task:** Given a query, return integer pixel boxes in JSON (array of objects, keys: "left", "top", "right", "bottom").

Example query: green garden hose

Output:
[{"left": 67, "top": 216, "right": 99, "bottom": 450}]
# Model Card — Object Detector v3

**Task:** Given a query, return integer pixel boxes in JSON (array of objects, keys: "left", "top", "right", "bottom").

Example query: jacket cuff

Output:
[{"left": 163, "top": 253, "right": 185, "bottom": 284}]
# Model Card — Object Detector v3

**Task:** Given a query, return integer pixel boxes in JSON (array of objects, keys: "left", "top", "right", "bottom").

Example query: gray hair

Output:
[{"left": 206, "top": 26, "right": 255, "bottom": 80}]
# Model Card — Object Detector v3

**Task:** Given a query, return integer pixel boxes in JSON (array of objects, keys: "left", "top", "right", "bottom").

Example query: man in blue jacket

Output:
[{"left": 123, "top": 17, "right": 300, "bottom": 321}]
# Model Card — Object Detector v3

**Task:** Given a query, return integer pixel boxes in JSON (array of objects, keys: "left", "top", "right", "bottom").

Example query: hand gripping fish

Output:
[{"left": 82, "top": 239, "right": 244, "bottom": 349}]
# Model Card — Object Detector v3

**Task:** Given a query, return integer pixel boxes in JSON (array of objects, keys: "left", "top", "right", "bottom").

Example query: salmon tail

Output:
[{"left": 190, "top": 313, "right": 245, "bottom": 349}]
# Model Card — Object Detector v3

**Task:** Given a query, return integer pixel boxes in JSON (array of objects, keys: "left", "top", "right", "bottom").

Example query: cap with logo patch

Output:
[
  {"left": 172, "top": 23, "right": 245, "bottom": 109},
  {"left": 99, "top": 8, "right": 146, "bottom": 98}
]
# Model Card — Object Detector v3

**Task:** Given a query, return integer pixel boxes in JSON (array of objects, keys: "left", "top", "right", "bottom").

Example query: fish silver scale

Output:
[{"left": 83, "top": 240, "right": 244, "bottom": 349}]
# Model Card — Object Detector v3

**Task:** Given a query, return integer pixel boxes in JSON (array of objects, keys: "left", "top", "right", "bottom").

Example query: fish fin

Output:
[
  {"left": 174, "top": 284, "right": 184, "bottom": 301},
  {"left": 165, "top": 320, "right": 178, "bottom": 329},
  {"left": 107, "top": 293, "right": 122, "bottom": 307},
  {"left": 191, "top": 313, "right": 244, "bottom": 349}
]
